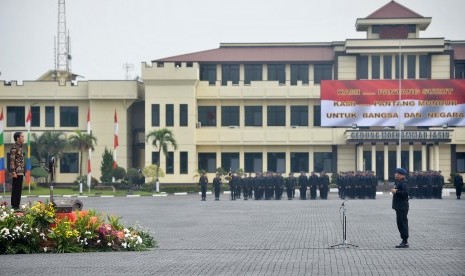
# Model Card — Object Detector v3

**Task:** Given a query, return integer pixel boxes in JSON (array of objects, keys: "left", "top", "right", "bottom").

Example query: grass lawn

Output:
[{"left": 0, "top": 186, "right": 157, "bottom": 197}]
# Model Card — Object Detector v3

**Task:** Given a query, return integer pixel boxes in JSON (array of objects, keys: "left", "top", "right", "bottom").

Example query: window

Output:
[
  {"left": 221, "top": 152, "right": 239, "bottom": 172},
  {"left": 455, "top": 62, "right": 465, "bottom": 79},
  {"left": 186, "top": 62, "right": 193, "bottom": 67},
  {"left": 60, "top": 106, "right": 78, "bottom": 127},
  {"left": 407, "top": 24, "right": 416, "bottom": 33},
  {"left": 198, "top": 106, "right": 216, "bottom": 127},
  {"left": 291, "top": 152, "right": 308, "bottom": 173},
  {"left": 60, "top": 152, "right": 79, "bottom": 173},
  {"left": 200, "top": 64, "right": 217, "bottom": 85},
  {"left": 221, "top": 64, "right": 239, "bottom": 85},
  {"left": 357, "top": 56, "right": 368, "bottom": 79},
  {"left": 372, "top": 25, "right": 380, "bottom": 34},
  {"left": 166, "top": 152, "right": 174, "bottom": 174},
  {"left": 395, "top": 55, "right": 404, "bottom": 79},
  {"left": 383, "top": 55, "right": 392, "bottom": 79},
  {"left": 45, "top": 106, "right": 55, "bottom": 127},
  {"left": 267, "top": 64, "right": 285, "bottom": 84},
  {"left": 221, "top": 106, "right": 239, "bottom": 126},
  {"left": 244, "top": 64, "right": 262, "bottom": 84},
  {"left": 180, "top": 104, "right": 188, "bottom": 126},
  {"left": 314, "top": 152, "right": 333, "bottom": 172},
  {"left": 180, "top": 152, "right": 188, "bottom": 174},
  {"left": 290, "top": 64, "right": 309, "bottom": 85},
  {"left": 419, "top": 55, "right": 429, "bottom": 79},
  {"left": 245, "top": 106, "right": 262, "bottom": 126},
  {"left": 313, "top": 105, "right": 321, "bottom": 127},
  {"left": 372, "top": 56, "right": 380, "bottom": 79},
  {"left": 7, "top": 106, "right": 25, "bottom": 127},
  {"left": 407, "top": 55, "right": 416, "bottom": 79},
  {"left": 314, "top": 64, "right": 332, "bottom": 84},
  {"left": 166, "top": 104, "right": 174, "bottom": 127},
  {"left": 267, "top": 152, "right": 285, "bottom": 173},
  {"left": 291, "top": 106, "right": 308, "bottom": 126},
  {"left": 152, "top": 152, "right": 159, "bottom": 165},
  {"left": 457, "top": 152, "right": 465, "bottom": 172},
  {"left": 244, "top": 152, "right": 262, "bottom": 173},
  {"left": 151, "top": 104, "right": 160, "bottom": 127},
  {"left": 31, "top": 106, "right": 40, "bottom": 127},
  {"left": 198, "top": 153, "right": 216, "bottom": 173},
  {"left": 267, "top": 106, "right": 285, "bottom": 126}
]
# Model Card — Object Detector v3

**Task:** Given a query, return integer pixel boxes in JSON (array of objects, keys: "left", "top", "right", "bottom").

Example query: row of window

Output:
[
  {"left": 151, "top": 151, "right": 333, "bottom": 175},
  {"left": 200, "top": 63, "right": 332, "bottom": 85},
  {"left": 198, "top": 105, "right": 321, "bottom": 127},
  {"left": 6, "top": 106, "right": 77, "bottom": 127},
  {"left": 357, "top": 54, "right": 429, "bottom": 80},
  {"left": 151, "top": 104, "right": 188, "bottom": 127},
  {"left": 198, "top": 152, "right": 332, "bottom": 173}
]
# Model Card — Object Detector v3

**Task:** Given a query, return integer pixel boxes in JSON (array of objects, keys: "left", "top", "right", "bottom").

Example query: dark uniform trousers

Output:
[
  {"left": 11, "top": 175, "right": 24, "bottom": 209},
  {"left": 395, "top": 209, "right": 409, "bottom": 242}
]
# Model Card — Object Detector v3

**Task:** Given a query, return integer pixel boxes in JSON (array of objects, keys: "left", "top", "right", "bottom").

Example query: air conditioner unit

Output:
[
  {"left": 196, "top": 122, "right": 202, "bottom": 128},
  {"left": 291, "top": 125, "right": 298, "bottom": 129}
]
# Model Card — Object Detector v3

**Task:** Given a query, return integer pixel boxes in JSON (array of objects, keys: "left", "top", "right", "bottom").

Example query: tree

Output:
[
  {"left": 112, "top": 166, "right": 126, "bottom": 181},
  {"left": 100, "top": 147, "right": 114, "bottom": 183},
  {"left": 145, "top": 128, "right": 177, "bottom": 183},
  {"left": 69, "top": 130, "right": 97, "bottom": 177},
  {"left": 31, "top": 130, "right": 67, "bottom": 162}
]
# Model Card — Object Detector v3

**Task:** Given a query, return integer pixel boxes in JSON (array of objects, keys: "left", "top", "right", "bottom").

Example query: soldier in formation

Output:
[
  {"left": 408, "top": 171, "right": 444, "bottom": 199},
  {"left": 336, "top": 171, "right": 378, "bottom": 199}
]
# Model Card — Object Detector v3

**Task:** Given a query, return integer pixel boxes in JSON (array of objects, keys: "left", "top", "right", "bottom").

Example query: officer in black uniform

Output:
[
  {"left": 213, "top": 173, "right": 222, "bottom": 200},
  {"left": 319, "top": 171, "right": 329, "bottom": 199},
  {"left": 453, "top": 172, "right": 463, "bottom": 199},
  {"left": 391, "top": 168, "right": 410, "bottom": 248},
  {"left": 309, "top": 172, "right": 318, "bottom": 200},
  {"left": 199, "top": 172, "right": 208, "bottom": 201},
  {"left": 286, "top": 172, "right": 296, "bottom": 200},
  {"left": 298, "top": 171, "right": 308, "bottom": 200}
]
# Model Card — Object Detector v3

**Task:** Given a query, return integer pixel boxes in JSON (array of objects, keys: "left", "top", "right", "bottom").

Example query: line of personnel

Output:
[
  {"left": 408, "top": 171, "right": 444, "bottom": 199},
  {"left": 199, "top": 171, "right": 330, "bottom": 201},
  {"left": 336, "top": 171, "right": 378, "bottom": 199}
]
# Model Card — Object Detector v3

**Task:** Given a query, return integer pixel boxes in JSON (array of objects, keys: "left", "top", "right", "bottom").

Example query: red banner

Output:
[{"left": 321, "top": 80, "right": 465, "bottom": 127}]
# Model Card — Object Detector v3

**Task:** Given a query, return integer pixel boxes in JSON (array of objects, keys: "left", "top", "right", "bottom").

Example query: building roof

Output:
[
  {"left": 153, "top": 44, "right": 335, "bottom": 63},
  {"left": 366, "top": 0, "right": 424, "bottom": 19},
  {"left": 452, "top": 43, "right": 465, "bottom": 60}
]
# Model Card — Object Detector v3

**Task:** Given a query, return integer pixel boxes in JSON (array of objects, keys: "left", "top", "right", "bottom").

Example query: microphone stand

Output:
[
  {"left": 330, "top": 200, "right": 358, "bottom": 248},
  {"left": 48, "top": 157, "right": 55, "bottom": 205}
]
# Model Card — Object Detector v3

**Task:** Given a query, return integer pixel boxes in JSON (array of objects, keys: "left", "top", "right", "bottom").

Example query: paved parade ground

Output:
[{"left": 1, "top": 192, "right": 464, "bottom": 275}]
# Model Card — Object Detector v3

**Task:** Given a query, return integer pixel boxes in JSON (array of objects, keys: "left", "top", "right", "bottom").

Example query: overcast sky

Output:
[{"left": 1, "top": 0, "right": 463, "bottom": 81}]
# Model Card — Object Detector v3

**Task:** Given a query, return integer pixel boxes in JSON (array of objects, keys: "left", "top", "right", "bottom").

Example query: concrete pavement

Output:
[{"left": 1, "top": 193, "right": 464, "bottom": 275}]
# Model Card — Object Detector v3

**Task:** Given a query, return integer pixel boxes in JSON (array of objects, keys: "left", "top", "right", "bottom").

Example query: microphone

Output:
[{"left": 341, "top": 200, "right": 347, "bottom": 207}]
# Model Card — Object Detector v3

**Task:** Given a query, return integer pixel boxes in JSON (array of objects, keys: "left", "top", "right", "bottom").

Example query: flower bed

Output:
[{"left": 0, "top": 201, "right": 155, "bottom": 254}]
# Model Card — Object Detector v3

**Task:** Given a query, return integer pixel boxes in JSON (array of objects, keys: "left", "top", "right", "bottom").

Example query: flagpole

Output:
[
  {"left": 397, "top": 41, "right": 402, "bottom": 168},
  {"left": 87, "top": 108, "right": 91, "bottom": 194},
  {"left": 113, "top": 110, "right": 118, "bottom": 183},
  {"left": 26, "top": 108, "right": 32, "bottom": 195},
  {"left": 0, "top": 108, "right": 5, "bottom": 195}
]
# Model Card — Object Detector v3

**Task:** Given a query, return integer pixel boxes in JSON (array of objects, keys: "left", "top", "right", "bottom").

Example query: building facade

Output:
[
  {"left": 1, "top": 1, "right": 464, "bottom": 185},
  {"left": 142, "top": 1, "right": 465, "bottom": 184}
]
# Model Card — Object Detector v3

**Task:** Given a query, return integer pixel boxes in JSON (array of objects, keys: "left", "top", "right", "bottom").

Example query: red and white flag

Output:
[{"left": 113, "top": 110, "right": 118, "bottom": 169}]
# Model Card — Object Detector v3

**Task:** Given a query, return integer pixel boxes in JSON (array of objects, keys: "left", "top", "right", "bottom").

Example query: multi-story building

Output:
[
  {"left": 1, "top": 1, "right": 464, "bottom": 185},
  {"left": 0, "top": 71, "right": 144, "bottom": 183},
  {"left": 142, "top": 1, "right": 465, "bottom": 184}
]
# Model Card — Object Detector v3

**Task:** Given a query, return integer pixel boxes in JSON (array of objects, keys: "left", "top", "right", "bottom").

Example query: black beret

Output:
[{"left": 395, "top": 168, "right": 408, "bottom": 175}]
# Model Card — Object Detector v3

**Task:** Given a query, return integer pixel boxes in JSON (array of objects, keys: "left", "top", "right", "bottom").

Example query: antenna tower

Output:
[{"left": 55, "top": 0, "right": 71, "bottom": 74}]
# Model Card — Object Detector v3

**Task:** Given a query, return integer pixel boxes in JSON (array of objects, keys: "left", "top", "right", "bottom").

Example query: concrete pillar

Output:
[
  {"left": 384, "top": 144, "right": 389, "bottom": 183},
  {"left": 371, "top": 143, "right": 376, "bottom": 174},
  {"left": 421, "top": 143, "right": 427, "bottom": 171},
  {"left": 429, "top": 145, "right": 434, "bottom": 171},
  {"left": 409, "top": 143, "right": 414, "bottom": 172},
  {"left": 434, "top": 143, "right": 440, "bottom": 171},
  {"left": 396, "top": 143, "right": 401, "bottom": 168},
  {"left": 357, "top": 144, "right": 364, "bottom": 171}
]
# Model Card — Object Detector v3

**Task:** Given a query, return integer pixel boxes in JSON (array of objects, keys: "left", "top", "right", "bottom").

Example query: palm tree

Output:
[
  {"left": 69, "top": 130, "right": 97, "bottom": 177},
  {"left": 145, "top": 128, "right": 178, "bottom": 187},
  {"left": 32, "top": 131, "right": 67, "bottom": 162},
  {"left": 31, "top": 131, "right": 67, "bottom": 183}
]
